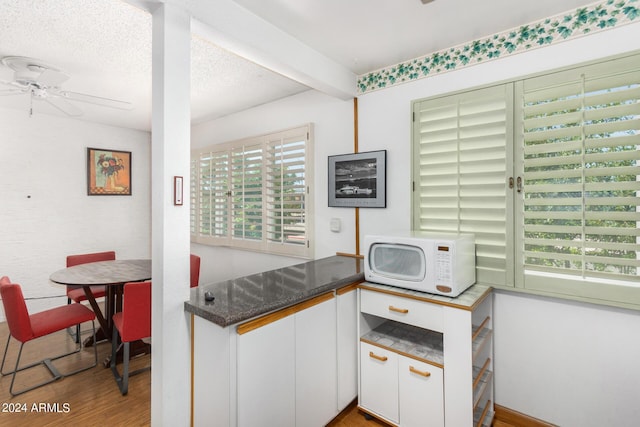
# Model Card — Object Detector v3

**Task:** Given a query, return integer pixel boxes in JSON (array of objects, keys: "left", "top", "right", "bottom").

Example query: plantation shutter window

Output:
[
  {"left": 198, "top": 150, "right": 230, "bottom": 240},
  {"left": 192, "top": 124, "right": 313, "bottom": 258},
  {"left": 413, "top": 84, "right": 513, "bottom": 286},
  {"left": 232, "top": 143, "right": 263, "bottom": 241},
  {"left": 517, "top": 56, "right": 640, "bottom": 300},
  {"left": 412, "top": 53, "right": 640, "bottom": 307},
  {"left": 266, "top": 129, "right": 309, "bottom": 249}
]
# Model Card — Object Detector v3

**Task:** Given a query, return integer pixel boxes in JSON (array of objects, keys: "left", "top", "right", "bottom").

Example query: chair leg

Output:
[
  {"left": 66, "top": 297, "right": 81, "bottom": 343},
  {"left": 3, "top": 320, "right": 98, "bottom": 396},
  {"left": 1, "top": 334, "right": 12, "bottom": 376},
  {"left": 8, "top": 342, "right": 62, "bottom": 396},
  {"left": 121, "top": 341, "right": 130, "bottom": 395},
  {"left": 110, "top": 326, "right": 130, "bottom": 395},
  {"left": 61, "top": 320, "right": 98, "bottom": 376},
  {"left": 66, "top": 324, "right": 80, "bottom": 344}
]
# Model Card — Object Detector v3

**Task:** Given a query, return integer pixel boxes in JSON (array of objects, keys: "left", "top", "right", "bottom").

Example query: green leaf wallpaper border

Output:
[{"left": 357, "top": 0, "right": 639, "bottom": 94}]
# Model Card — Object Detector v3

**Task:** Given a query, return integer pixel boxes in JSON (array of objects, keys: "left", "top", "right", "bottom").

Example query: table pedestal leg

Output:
[{"left": 81, "top": 285, "right": 112, "bottom": 347}]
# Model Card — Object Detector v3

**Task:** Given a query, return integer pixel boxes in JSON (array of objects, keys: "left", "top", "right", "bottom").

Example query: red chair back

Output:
[
  {"left": 190, "top": 254, "right": 201, "bottom": 288},
  {"left": 0, "top": 282, "right": 34, "bottom": 343},
  {"left": 67, "top": 251, "right": 116, "bottom": 267},
  {"left": 120, "top": 281, "right": 151, "bottom": 342}
]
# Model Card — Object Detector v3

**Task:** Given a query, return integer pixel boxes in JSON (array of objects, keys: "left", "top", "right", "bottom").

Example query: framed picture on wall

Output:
[
  {"left": 328, "top": 150, "right": 386, "bottom": 208},
  {"left": 87, "top": 147, "right": 132, "bottom": 195}
]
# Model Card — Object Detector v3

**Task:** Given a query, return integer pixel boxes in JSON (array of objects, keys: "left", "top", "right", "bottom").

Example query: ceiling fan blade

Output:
[
  {"left": 57, "top": 90, "right": 133, "bottom": 110},
  {"left": 0, "top": 79, "right": 25, "bottom": 89},
  {"left": 43, "top": 96, "right": 83, "bottom": 117},
  {"left": 0, "top": 89, "right": 27, "bottom": 96},
  {"left": 37, "top": 68, "right": 69, "bottom": 87}
]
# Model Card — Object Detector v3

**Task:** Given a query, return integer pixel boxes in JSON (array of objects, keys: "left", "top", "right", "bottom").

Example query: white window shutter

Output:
[
  {"left": 413, "top": 84, "right": 514, "bottom": 286},
  {"left": 191, "top": 124, "right": 313, "bottom": 258},
  {"left": 519, "top": 55, "right": 640, "bottom": 291}
]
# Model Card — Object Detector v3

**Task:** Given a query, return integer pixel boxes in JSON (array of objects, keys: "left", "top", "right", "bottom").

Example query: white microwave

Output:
[{"left": 364, "top": 232, "right": 476, "bottom": 297}]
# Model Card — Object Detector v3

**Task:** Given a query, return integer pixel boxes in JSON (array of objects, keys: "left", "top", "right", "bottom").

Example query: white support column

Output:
[{"left": 150, "top": 3, "right": 191, "bottom": 426}]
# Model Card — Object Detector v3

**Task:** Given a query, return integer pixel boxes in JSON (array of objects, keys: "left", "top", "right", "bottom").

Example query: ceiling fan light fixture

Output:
[
  {"left": 0, "top": 55, "right": 132, "bottom": 117},
  {"left": 421, "top": 0, "right": 435, "bottom": 4}
]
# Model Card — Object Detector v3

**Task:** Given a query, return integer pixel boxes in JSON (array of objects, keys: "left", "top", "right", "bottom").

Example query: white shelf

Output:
[{"left": 360, "top": 319, "right": 444, "bottom": 366}]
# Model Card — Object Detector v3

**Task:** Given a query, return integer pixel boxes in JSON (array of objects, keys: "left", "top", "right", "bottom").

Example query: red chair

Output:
[
  {"left": 0, "top": 277, "right": 98, "bottom": 396},
  {"left": 111, "top": 281, "right": 151, "bottom": 395},
  {"left": 190, "top": 254, "right": 201, "bottom": 288},
  {"left": 66, "top": 251, "right": 115, "bottom": 342}
]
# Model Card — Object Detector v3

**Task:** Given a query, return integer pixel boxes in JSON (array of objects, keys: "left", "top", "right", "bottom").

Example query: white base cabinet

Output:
[
  {"left": 358, "top": 283, "right": 493, "bottom": 427},
  {"left": 237, "top": 293, "right": 336, "bottom": 427},
  {"left": 360, "top": 342, "right": 399, "bottom": 423},
  {"left": 398, "top": 356, "right": 444, "bottom": 427},
  {"left": 193, "top": 284, "right": 361, "bottom": 427},
  {"left": 336, "top": 285, "right": 358, "bottom": 409},
  {"left": 295, "top": 294, "right": 337, "bottom": 427},
  {"left": 237, "top": 314, "right": 296, "bottom": 427}
]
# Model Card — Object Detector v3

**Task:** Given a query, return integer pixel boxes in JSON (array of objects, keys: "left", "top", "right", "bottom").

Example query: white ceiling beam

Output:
[{"left": 125, "top": 0, "right": 357, "bottom": 100}]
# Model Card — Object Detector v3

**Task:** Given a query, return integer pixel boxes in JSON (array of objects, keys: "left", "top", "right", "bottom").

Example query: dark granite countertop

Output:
[{"left": 184, "top": 255, "right": 364, "bottom": 327}]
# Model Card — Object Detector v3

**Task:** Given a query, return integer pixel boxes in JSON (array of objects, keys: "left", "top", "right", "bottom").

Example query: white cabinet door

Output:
[
  {"left": 360, "top": 342, "right": 399, "bottom": 424},
  {"left": 398, "top": 356, "right": 444, "bottom": 427},
  {"left": 295, "top": 296, "right": 337, "bottom": 427},
  {"left": 237, "top": 314, "right": 296, "bottom": 427},
  {"left": 336, "top": 287, "right": 358, "bottom": 410}
]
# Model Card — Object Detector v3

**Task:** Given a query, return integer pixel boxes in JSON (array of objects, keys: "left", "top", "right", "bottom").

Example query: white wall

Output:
[
  {"left": 494, "top": 290, "right": 640, "bottom": 425},
  {"left": 356, "top": 23, "right": 640, "bottom": 426},
  {"left": 191, "top": 90, "right": 356, "bottom": 284},
  {"left": 0, "top": 108, "right": 151, "bottom": 321}
]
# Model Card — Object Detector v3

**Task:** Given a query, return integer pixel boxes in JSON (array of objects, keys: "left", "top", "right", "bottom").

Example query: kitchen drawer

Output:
[{"left": 360, "top": 289, "right": 443, "bottom": 332}]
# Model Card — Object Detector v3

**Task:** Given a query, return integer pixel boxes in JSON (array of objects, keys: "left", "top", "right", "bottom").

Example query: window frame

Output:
[{"left": 191, "top": 124, "right": 314, "bottom": 259}]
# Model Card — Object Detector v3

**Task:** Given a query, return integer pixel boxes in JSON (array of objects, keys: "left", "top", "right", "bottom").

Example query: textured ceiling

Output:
[{"left": 0, "top": 0, "right": 600, "bottom": 131}]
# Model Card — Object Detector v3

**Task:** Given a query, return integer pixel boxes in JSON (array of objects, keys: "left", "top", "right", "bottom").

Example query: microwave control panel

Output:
[{"left": 435, "top": 245, "right": 452, "bottom": 284}]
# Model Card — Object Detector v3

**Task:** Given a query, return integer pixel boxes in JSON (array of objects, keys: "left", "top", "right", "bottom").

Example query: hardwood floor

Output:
[
  {"left": 0, "top": 320, "right": 150, "bottom": 427},
  {"left": 1, "top": 320, "right": 514, "bottom": 427},
  {"left": 327, "top": 402, "right": 390, "bottom": 427}
]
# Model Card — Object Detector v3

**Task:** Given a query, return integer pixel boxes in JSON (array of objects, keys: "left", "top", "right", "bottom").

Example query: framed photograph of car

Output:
[{"left": 328, "top": 150, "right": 386, "bottom": 208}]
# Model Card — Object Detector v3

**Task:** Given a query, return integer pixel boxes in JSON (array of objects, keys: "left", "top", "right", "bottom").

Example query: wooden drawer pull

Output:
[
  {"left": 409, "top": 366, "right": 431, "bottom": 377},
  {"left": 388, "top": 305, "right": 409, "bottom": 314},
  {"left": 369, "top": 351, "right": 388, "bottom": 362}
]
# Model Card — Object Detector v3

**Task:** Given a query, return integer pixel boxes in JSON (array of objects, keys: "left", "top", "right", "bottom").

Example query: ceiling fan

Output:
[{"left": 0, "top": 56, "right": 132, "bottom": 117}]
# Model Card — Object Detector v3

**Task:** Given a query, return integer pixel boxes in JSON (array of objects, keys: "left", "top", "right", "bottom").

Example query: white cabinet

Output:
[
  {"left": 336, "top": 284, "right": 358, "bottom": 409},
  {"left": 237, "top": 314, "right": 296, "bottom": 427},
  {"left": 295, "top": 294, "right": 337, "bottom": 427},
  {"left": 398, "top": 356, "right": 444, "bottom": 427},
  {"left": 236, "top": 292, "right": 341, "bottom": 427},
  {"left": 360, "top": 342, "right": 399, "bottom": 423},
  {"left": 359, "top": 340, "right": 445, "bottom": 426},
  {"left": 358, "top": 283, "right": 493, "bottom": 427}
]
